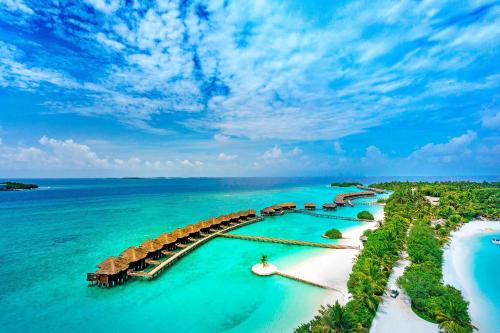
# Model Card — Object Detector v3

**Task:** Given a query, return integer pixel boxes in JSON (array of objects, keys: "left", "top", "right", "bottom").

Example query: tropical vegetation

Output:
[
  {"left": 331, "top": 182, "right": 362, "bottom": 187},
  {"left": 356, "top": 211, "right": 374, "bottom": 220},
  {"left": 295, "top": 181, "right": 498, "bottom": 333},
  {"left": 0, "top": 181, "right": 38, "bottom": 190},
  {"left": 324, "top": 228, "right": 342, "bottom": 239}
]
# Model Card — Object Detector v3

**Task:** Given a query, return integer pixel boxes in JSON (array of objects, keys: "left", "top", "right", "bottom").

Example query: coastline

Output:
[
  {"left": 282, "top": 208, "right": 383, "bottom": 309},
  {"left": 442, "top": 220, "right": 500, "bottom": 333}
]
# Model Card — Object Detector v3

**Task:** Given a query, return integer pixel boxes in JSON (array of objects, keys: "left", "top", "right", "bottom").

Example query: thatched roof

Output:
[
  {"left": 213, "top": 216, "right": 224, "bottom": 225},
  {"left": 304, "top": 202, "right": 316, "bottom": 207},
  {"left": 140, "top": 239, "right": 163, "bottom": 252},
  {"left": 171, "top": 228, "right": 188, "bottom": 238},
  {"left": 322, "top": 203, "right": 336, "bottom": 209},
  {"left": 334, "top": 192, "right": 374, "bottom": 205},
  {"left": 156, "top": 233, "right": 177, "bottom": 245},
  {"left": 280, "top": 202, "right": 296, "bottom": 208},
  {"left": 96, "top": 256, "right": 129, "bottom": 275},
  {"left": 200, "top": 220, "right": 212, "bottom": 229},
  {"left": 248, "top": 209, "right": 256, "bottom": 215},
  {"left": 189, "top": 223, "right": 202, "bottom": 232},
  {"left": 120, "top": 247, "right": 148, "bottom": 263}
]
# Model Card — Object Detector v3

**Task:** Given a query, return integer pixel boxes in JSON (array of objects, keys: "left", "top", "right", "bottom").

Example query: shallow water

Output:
[
  {"left": 470, "top": 232, "right": 500, "bottom": 333},
  {"left": 0, "top": 178, "right": 383, "bottom": 332}
]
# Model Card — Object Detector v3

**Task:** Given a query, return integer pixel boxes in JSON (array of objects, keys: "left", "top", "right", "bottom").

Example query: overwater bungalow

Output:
[
  {"left": 261, "top": 207, "right": 275, "bottom": 216},
  {"left": 280, "top": 202, "right": 296, "bottom": 210},
  {"left": 322, "top": 203, "right": 337, "bottom": 211},
  {"left": 356, "top": 185, "right": 385, "bottom": 194},
  {"left": 198, "top": 220, "right": 213, "bottom": 236},
  {"left": 120, "top": 247, "right": 148, "bottom": 270},
  {"left": 248, "top": 209, "right": 256, "bottom": 218},
  {"left": 304, "top": 202, "right": 316, "bottom": 210},
  {"left": 334, "top": 191, "right": 374, "bottom": 206},
  {"left": 171, "top": 228, "right": 189, "bottom": 244},
  {"left": 140, "top": 239, "right": 164, "bottom": 259},
  {"left": 229, "top": 213, "right": 240, "bottom": 225},
  {"left": 87, "top": 256, "right": 129, "bottom": 287},
  {"left": 156, "top": 233, "right": 178, "bottom": 251}
]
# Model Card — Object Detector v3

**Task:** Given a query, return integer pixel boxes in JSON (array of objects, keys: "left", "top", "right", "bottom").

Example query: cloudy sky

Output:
[{"left": 0, "top": 0, "right": 499, "bottom": 177}]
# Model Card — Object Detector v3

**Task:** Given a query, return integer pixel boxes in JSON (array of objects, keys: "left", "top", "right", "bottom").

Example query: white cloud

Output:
[
  {"left": 84, "top": 0, "right": 120, "bottom": 14},
  {"left": 39, "top": 136, "right": 110, "bottom": 168},
  {"left": 214, "top": 134, "right": 231, "bottom": 143},
  {"left": 180, "top": 159, "right": 203, "bottom": 167},
  {"left": 96, "top": 32, "right": 125, "bottom": 50},
  {"left": 410, "top": 130, "right": 477, "bottom": 163},
  {"left": 333, "top": 141, "right": 344, "bottom": 154},
  {"left": 261, "top": 145, "right": 283, "bottom": 159},
  {"left": 481, "top": 111, "right": 500, "bottom": 129},
  {"left": 0, "top": 0, "right": 33, "bottom": 14},
  {"left": 289, "top": 147, "right": 302, "bottom": 156},
  {"left": 361, "top": 145, "right": 388, "bottom": 164},
  {"left": 217, "top": 153, "right": 238, "bottom": 161},
  {"left": 0, "top": 136, "right": 205, "bottom": 174}
]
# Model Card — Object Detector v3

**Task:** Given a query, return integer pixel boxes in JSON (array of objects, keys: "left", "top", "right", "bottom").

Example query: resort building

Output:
[
  {"left": 304, "top": 202, "right": 316, "bottom": 210},
  {"left": 334, "top": 191, "right": 375, "bottom": 206},
  {"left": 431, "top": 218, "right": 446, "bottom": 228},
  {"left": 322, "top": 203, "right": 337, "bottom": 211}
]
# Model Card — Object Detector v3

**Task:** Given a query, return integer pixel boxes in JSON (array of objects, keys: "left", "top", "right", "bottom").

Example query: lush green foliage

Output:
[
  {"left": 376, "top": 181, "right": 499, "bottom": 332},
  {"left": 357, "top": 211, "right": 374, "bottom": 220},
  {"left": 295, "top": 182, "right": 497, "bottom": 332},
  {"left": 398, "top": 220, "right": 473, "bottom": 330},
  {"left": 331, "top": 182, "right": 362, "bottom": 187},
  {"left": 325, "top": 228, "right": 342, "bottom": 239},
  {"left": 0, "top": 181, "right": 38, "bottom": 190}
]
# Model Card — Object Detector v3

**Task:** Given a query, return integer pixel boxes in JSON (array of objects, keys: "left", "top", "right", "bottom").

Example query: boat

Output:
[{"left": 492, "top": 238, "right": 500, "bottom": 245}]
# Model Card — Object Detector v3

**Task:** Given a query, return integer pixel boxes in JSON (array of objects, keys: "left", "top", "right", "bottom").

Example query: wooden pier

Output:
[
  {"left": 218, "top": 233, "right": 358, "bottom": 249},
  {"left": 138, "top": 217, "right": 264, "bottom": 279},
  {"left": 275, "top": 271, "right": 341, "bottom": 291},
  {"left": 293, "top": 209, "right": 377, "bottom": 223}
]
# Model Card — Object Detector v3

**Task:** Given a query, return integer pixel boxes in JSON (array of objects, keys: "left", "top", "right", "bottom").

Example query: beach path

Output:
[{"left": 370, "top": 257, "right": 438, "bottom": 333}]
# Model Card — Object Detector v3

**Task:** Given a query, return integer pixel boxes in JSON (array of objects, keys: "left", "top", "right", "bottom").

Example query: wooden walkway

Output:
[
  {"left": 137, "top": 217, "right": 264, "bottom": 279},
  {"left": 293, "top": 209, "right": 377, "bottom": 223},
  {"left": 276, "top": 271, "right": 342, "bottom": 292},
  {"left": 218, "top": 233, "right": 358, "bottom": 249},
  {"left": 355, "top": 201, "right": 385, "bottom": 206}
]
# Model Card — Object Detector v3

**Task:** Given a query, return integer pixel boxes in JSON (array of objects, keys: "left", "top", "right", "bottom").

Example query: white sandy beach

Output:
[
  {"left": 443, "top": 220, "right": 500, "bottom": 333},
  {"left": 281, "top": 208, "right": 384, "bottom": 306},
  {"left": 370, "top": 255, "right": 438, "bottom": 333}
]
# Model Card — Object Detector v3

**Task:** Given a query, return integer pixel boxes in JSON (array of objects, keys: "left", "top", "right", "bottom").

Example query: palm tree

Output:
[
  {"left": 311, "top": 301, "right": 350, "bottom": 333},
  {"left": 435, "top": 310, "right": 477, "bottom": 333},
  {"left": 260, "top": 254, "right": 268, "bottom": 267}
]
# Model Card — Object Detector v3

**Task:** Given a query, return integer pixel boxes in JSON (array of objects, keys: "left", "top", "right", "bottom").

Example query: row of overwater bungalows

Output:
[
  {"left": 333, "top": 191, "right": 375, "bottom": 206},
  {"left": 260, "top": 202, "right": 296, "bottom": 216},
  {"left": 87, "top": 209, "right": 257, "bottom": 287}
]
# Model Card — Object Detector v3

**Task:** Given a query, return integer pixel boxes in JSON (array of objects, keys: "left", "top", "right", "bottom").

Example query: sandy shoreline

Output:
[
  {"left": 442, "top": 220, "right": 500, "bottom": 333},
  {"left": 281, "top": 208, "right": 383, "bottom": 307}
]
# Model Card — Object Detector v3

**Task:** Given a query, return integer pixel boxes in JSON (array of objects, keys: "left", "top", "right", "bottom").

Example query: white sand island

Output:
[{"left": 443, "top": 220, "right": 500, "bottom": 333}]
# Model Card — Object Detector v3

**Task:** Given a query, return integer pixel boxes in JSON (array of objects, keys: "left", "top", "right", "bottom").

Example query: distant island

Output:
[
  {"left": 330, "top": 182, "right": 362, "bottom": 187},
  {"left": 0, "top": 182, "right": 39, "bottom": 191}
]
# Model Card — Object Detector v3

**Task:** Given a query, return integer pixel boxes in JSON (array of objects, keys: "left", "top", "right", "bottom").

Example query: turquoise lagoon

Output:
[
  {"left": 469, "top": 232, "right": 500, "bottom": 333},
  {"left": 0, "top": 178, "right": 384, "bottom": 332}
]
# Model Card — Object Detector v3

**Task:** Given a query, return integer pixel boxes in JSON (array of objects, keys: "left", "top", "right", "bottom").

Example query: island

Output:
[
  {"left": 330, "top": 182, "right": 362, "bottom": 187},
  {"left": 0, "top": 182, "right": 39, "bottom": 191},
  {"left": 357, "top": 210, "right": 374, "bottom": 220},
  {"left": 323, "top": 228, "right": 342, "bottom": 239}
]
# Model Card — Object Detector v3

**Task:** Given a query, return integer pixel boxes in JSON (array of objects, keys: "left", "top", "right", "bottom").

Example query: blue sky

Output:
[{"left": 0, "top": 0, "right": 499, "bottom": 177}]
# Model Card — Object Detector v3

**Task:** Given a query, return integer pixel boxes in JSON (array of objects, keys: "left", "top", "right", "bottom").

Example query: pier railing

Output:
[
  {"left": 292, "top": 209, "right": 378, "bottom": 223},
  {"left": 218, "top": 233, "right": 358, "bottom": 249}
]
